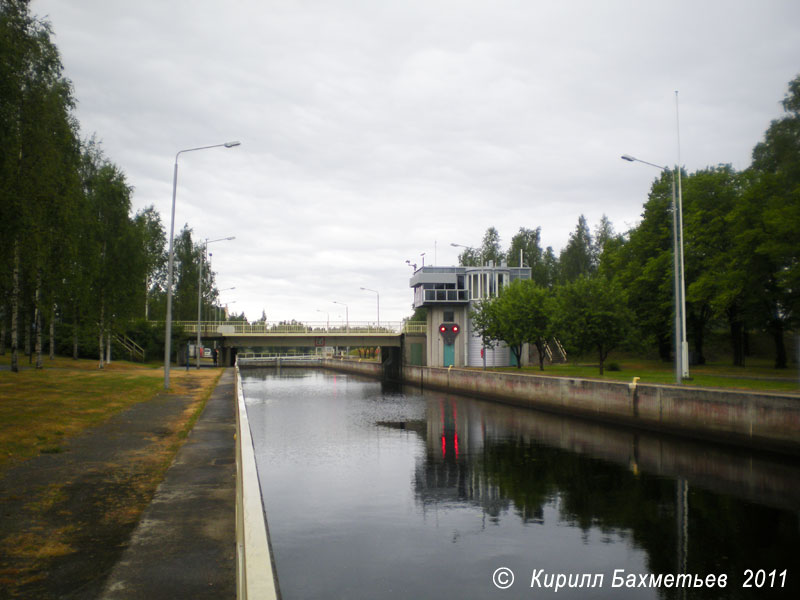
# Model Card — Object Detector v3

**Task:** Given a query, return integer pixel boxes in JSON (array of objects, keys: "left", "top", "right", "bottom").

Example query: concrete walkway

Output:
[{"left": 99, "top": 369, "right": 237, "bottom": 599}]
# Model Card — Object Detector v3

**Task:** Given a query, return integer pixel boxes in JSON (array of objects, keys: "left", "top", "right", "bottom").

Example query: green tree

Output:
[
  {"left": 457, "top": 226, "right": 504, "bottom": 267},
  {"left": 172, "top": 226, "right": 202, "bottom": 322},
  {"left": 456, "top": 246, "right": 481, "bottom": 266},
  {"left": 134, "top": 206, "right": 166, "bottom": 320},
  {"left": 85, "top": 159, "right": 144, "bottom": 367},
  {"left": 607, "top": 172, "right": 676, "bottom": 362},
  {"left": 748, "top": 73, "right": 800, "bottom": 364},
  {"left": 592, "top": 214, "right": 619, "bottom": 269},
  {"left": 506, "top": 226, "right": 558, "bottom": 288},
  {"left": 559, "top": 215, "right": 594, "bottom": 283},
  {"left": 469, "top": 297, "right": 501, "bottom": 364},
  {"left": 507, "top": 227, "right": 542, "bottom": 268},
  {"left": 734, "top": 170, "right": 795, "bottom": 368},
  {"left": 540, "top": 246, "right": 559, "bottom": 289},
  {"left": 555, "top": 275, "right": 631, "bottom": 374},
  {"left": 0, "top": 0, "right": 79, "bottom": 370},
  {"left": 480, "top": 226, "right": 504, "bottom": 266},
  {"left": 470, "top": 279, "right": 554, "bottom": 369},
  {"left": 683, "top": 165, "right": 747, "bottom": 366}
]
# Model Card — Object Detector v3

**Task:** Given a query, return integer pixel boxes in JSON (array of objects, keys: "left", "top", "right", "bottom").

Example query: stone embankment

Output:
[{"left": 317, "top": 359, "right": 800, "bottom": 455}]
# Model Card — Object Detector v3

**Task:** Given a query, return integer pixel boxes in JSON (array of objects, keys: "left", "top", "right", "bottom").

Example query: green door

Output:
[
  {"left": 443, "top": 343, "right": 455, "bottom": 367},
  {"left": 410, "top": 343, "right": 423, "bottom": 366}
]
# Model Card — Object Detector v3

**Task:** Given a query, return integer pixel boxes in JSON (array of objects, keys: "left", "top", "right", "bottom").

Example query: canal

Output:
[{"left": 241, "top": 369, "right": 799, "bottom": 599}]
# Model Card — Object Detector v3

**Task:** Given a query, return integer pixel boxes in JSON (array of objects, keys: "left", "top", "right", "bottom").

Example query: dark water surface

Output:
[{"left": 242, "top": 369, "right": 800, "bottom": 599}]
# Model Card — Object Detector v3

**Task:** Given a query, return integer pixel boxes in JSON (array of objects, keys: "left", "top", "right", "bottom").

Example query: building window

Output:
[{"left": 444, "top": 310, "right": 454, "bottom": 322}]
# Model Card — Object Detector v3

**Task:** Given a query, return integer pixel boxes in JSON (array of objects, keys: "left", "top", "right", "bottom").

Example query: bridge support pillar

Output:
[
  {"left": 221, "top": 347, "right": 237, "bottom": 367},
  {"left": 380, "top": 345, "right": 402, "bottom": 382}
]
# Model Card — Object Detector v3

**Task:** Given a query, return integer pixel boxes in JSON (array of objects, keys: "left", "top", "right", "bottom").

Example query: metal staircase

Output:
[{"left": 114, "top": 333, "right": 145, "bottom": 362}]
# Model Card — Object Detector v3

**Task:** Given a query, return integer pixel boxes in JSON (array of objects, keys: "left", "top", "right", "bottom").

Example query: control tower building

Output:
[{"left": 409, "top": 262, "right": 531, "bottom": 368}]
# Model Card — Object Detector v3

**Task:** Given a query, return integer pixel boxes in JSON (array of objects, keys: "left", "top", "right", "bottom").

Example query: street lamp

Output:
[
  {"left": 360, "top": 287, "right": 380, "bottom": 328},
  {"left": 621, "top": 154, "right": 688, "bottom": 383},
  {"left": 451, "top": 242, "right": 481, "bottom": 265},
  {"left": 163, "top": 141, "right": 240, "bottom": 390},
  {"left": 197, "top": 236, "right": 235, "bottom": 368},
  {"left": 222, "top": 300, "right": 237, "bottom": 322},
  {"left": 332, "top": 301, "right": 349, "bottom": 332}
]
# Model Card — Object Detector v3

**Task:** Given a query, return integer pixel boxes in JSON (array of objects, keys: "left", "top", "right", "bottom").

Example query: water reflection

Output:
[
  {"left": 243, "top": 370, "right": 799, "bottom": 599},
  {"left": 413, "top": 394, "right": 799, "bottom": 595}
]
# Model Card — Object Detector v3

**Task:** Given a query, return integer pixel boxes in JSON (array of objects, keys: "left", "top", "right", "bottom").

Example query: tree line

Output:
[
  {"left": 0, "top": 1, "right": 236, "bottom": 371},
  {"left": 468, "top": 74, "right": 799, "bottom": 372}
]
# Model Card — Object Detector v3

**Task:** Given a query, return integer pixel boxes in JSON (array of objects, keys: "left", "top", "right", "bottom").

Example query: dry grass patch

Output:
[
  {"left": 0, "top": 358, "right": 223, "bottom": 597},
  {"left": 0, "top": 358, "right": 219, "bottom": 475}
]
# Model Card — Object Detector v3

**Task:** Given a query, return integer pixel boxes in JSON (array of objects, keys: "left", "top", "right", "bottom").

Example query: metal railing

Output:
[
  {"left": 237, "top": 352, "right": 327, "bottom": 360},
  {"left": 403, "top": 321, "right": 427, "bottom": 334},
  {"left": 159, "top": 320, "right": 427, "bottom": 335},
  {"left": 114, "top": 333, "right": 145, "bottom": 361}
]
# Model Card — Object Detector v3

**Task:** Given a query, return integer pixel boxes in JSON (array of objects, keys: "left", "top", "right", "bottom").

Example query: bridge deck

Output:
[{"left": 167, "top": 321, "right": 420, "bottom": 348}]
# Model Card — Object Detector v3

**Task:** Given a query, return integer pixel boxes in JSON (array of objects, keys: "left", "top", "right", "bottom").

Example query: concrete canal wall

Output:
[
  {"left": 317, "top": 359, "right": 800, "bottom": 455},
  {"left": 234, "top": 368, "right": 280, "bottom": 600}
]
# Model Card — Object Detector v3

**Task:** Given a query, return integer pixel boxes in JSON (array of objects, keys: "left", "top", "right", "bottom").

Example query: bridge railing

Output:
[
  {"left": 166, "top": 320, "right": 427, "bottom": 335},
  {"left": 402, "top": 321, "right": 427, "bottom": 334},
  {"left": 237, "top": 352, "right": 329, "bottom": 360}
]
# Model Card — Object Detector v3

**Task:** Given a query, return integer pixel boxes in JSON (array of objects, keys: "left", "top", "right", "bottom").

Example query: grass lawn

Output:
[
  {"left": 481, "top": 356, "right": 800, "bottom": 394},
  {"left": 0, "top": 353, "right": 224, "bottom": 594},
  {"left": 0, "top": 354, "right": 219, "bottom": 475}
]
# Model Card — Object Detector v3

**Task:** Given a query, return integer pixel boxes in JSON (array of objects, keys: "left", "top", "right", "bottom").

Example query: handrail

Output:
[
  {"left": 113, "top": 333, "right": 145, "bottom": 361},
  {"left": 148, "top": 320, "right": 430, "bottom": 335},
  {"left": 168, "top": 321, "right": 405, "bottom": 334},
  {"left": 238, "top": 353, "right": 325, "bottom": 360},
  {"left": 402, "top": 321, "right": 427, "bottom": 334}
]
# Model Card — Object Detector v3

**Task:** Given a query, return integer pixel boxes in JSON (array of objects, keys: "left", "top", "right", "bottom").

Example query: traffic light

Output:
[{"left": 439, "top": 322, "right": 460, "bottom": 344}]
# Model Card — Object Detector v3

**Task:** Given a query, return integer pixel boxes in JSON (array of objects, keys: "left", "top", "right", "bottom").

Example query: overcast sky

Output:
[{"left": 32, "top": 0, "right": 800, "bottom": 325}]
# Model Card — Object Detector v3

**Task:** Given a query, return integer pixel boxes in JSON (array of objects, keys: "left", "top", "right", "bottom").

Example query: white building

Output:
[{"left": 409, "top": 263, "right": 531, "bottom": 368}]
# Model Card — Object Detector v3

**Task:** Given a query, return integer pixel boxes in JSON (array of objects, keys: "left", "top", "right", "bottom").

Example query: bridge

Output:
[
  {"left": 174, "top": 320, "right": 425, "bottom": 347},
  {"left": 169, "top": 321, "right": 427, "bottom": 372}
]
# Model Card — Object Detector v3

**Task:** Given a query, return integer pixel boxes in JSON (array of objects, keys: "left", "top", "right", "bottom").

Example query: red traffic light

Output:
[
  {"left": 439, "top": 325, "right": 447, "bottom": 333},
  {"left": 452, "top": 325, "right": 459, "bottom": 333}
]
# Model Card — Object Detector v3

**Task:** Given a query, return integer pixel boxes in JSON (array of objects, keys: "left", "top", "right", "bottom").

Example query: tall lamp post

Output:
[
  {"left": 332, "top": 301, "right": 349, "bottom": 332},
  {"left": 316, "top": 309, "right": 330, "bottom": 332},
  {"left": 621, "top": 154, "right": 687, "bottom": 384},
  {"left": 215, "top": 287, "right": 236, "bottom": 322},
  {"left": 197, "top": 236, "right": 235, "bottom": 368},
  {"left": 163, "top": 141, "right": 240, "bottom": 390},
  {"left": 360, "top": 287, "right": 380, "bottom": 328}
]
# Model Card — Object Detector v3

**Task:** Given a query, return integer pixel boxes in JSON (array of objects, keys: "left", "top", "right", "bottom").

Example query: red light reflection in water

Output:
[
  {"left": 453, "top": 404, "right": 459, "bottom": 460},
  {"left": 439, "top": 400, "right": 459, "bottom": 460}
]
